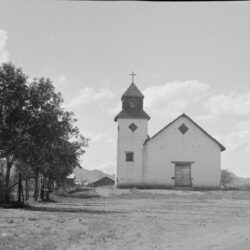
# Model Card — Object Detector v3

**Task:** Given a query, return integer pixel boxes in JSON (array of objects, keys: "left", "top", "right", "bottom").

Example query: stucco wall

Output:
[
  {"left": 116, "top": 118, "right": 148, "bottom": 187},
  {"left": 143, "top": 116, "right": 221, "bottom": 188}
]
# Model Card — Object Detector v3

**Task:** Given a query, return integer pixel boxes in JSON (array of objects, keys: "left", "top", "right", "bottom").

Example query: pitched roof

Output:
[
  {"left": 91, "top": 176, "right": 115, "bottom": 187},
  {"left": 144, "top": 113, "right": 226, "bottom": 151},
  {"left": 122, "top": 83, "right": 144, "bottom": 99},
  {"left": 114, "top": 109, "right": 150, "bottom": 121}
]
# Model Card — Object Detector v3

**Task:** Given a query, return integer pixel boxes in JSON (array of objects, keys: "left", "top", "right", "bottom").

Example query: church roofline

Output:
[
  {"left": 144, "top": 113, "right": 226, "bottom": 152},
  {"left": 121, "top": 82, "right": 144, "bottom": 99},
  {"left": 114, "top": 110, "right": 150, "bottom": 121}
]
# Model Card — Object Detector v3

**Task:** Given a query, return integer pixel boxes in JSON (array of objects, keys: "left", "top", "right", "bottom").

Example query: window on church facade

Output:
[
  {"left": 126, "top": 152, "right": 134, "bottom": 162},
  {"left": 178, "top": 123, "right": 189, "bottom": 134},
  {"left": 129, "top": 123, "right": 138, "bottom": 132}
]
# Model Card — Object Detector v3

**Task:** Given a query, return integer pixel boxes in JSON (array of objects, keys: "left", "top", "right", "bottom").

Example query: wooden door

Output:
[{"left": 175, "top": 164, "right": 191, "bottom": 187}]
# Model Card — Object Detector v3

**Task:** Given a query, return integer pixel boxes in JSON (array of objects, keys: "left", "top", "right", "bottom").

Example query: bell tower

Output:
[{"left": 114, "top": 73, "right": 150, "bottom": 187}]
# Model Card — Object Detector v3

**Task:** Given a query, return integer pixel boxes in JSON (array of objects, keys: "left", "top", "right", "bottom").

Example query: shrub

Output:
[{"left": 221, "top": 169, "right": 233, "bottom": 189}]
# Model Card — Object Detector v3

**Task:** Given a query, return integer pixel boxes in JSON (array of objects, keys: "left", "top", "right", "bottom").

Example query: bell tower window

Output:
[{"left": 129, "top": 98, "right": 136, "bottom": 108}]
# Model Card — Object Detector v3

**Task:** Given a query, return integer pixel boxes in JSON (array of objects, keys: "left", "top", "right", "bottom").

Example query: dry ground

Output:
[{"left": 1, "top": 188, "right": 250, "bottom": 250}]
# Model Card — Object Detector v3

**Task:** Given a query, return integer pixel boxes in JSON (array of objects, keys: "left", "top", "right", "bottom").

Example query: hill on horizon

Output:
[
  {"left": 73, "top": 167, "right": 115, "bottom": 184},
  {"left": 228, "top": 171, "right": 250, "bottom": 189}
]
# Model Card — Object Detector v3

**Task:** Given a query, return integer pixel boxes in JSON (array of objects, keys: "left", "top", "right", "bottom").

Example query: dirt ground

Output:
[{"left": 1, "top": 188, "right": 250, "bottom": 250}]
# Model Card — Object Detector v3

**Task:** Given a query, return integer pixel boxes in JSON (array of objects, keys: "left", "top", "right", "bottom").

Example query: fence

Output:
[
  {"left": 1, "top": 174, "right": 55, "bottom": 203},
  {"left": 0, "top": 174, "right": 31, "bottom": 204}
]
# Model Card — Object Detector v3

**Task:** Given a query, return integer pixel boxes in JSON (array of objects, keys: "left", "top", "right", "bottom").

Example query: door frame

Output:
[{"left": 171, "top": 161, "right": 194, "bottom": 187}]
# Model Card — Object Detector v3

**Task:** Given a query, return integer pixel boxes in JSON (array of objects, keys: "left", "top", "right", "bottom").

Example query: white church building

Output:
[{"left": 114, "top": 81, "right": 226, "bottom": 189}]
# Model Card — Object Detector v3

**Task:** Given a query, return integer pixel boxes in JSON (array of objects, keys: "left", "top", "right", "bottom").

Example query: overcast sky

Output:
[{"left": 0, "top": 1, "right": 250, "bottom": 177}]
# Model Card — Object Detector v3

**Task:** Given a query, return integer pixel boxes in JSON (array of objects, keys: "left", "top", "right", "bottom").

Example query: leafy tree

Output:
[
  {"left": 42, "top": 136, "right": 88, "bottom": 189},
  {"left": 1, "top": 63, "right": 88, "bottom": 202},
  {"left": 17, "top": 77, "right": 62, "bottom": 200},
  {"left": 19, "top": 77, "right": 88, "bottom": 200},
  {"left": 0, "top": 63, "right": 29, "bottom": 202},
  {"left": 221, "top": 169, "right": 233, "bottom": 189}
]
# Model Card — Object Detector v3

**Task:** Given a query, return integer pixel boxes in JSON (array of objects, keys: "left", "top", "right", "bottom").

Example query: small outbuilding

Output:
[
  {"left": 91, "top": 177, "right": 115, "bottom": 187},
  {"left": 66, "top": 173, "right": 76, "bottom": 186}
]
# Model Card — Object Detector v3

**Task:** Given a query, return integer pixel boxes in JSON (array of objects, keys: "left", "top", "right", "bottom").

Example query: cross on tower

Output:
[{"left": 129, "top": 71, "right": 137, "bottom": 83}]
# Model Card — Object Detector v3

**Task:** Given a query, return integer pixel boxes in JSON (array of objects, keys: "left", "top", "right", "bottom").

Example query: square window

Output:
[{"left": 126, "top": 152, "right": 134, "bottom": 162}]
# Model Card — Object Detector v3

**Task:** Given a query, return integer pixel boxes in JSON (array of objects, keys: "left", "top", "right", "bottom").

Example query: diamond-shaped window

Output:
[
  {"left": 178, "top": 123, "right": 189, "bottom": 134},
  {"left": 129, "top": 123, "right": 138, "bottom": 132}
]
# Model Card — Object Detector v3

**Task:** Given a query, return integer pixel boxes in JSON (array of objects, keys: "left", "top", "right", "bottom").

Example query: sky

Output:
[{"left": 0, "top": 1, "right": 250, "bottom": 177}]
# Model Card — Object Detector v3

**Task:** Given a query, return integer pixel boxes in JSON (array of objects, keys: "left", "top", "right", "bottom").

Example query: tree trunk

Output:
[
  {"left": 45, "top": 178, "right": 50, "bottom": 201},
  {"left": 33, "top": 170, "right": 39, "bottom": 201},
  {"left": 40, "top": 178, "right": 44, "bottom": 200},
  {"left": 25, "top": 178, "right": 29, "bottom": 200},
  {"left": 4, "top": 157, "right": 12, "bottom": 203},
  {"left": 18, "top": 173, "right": 22, "bottom": 203}
]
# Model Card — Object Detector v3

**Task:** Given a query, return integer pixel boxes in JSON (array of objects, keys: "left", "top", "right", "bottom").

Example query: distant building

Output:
[
  {"left": 91, "top": 177, "right": 115, "bottom": 187},
  {"left": 115, "top": 81, "right": 226, "bottom": 189},
  {"left": 75, "top": 180, "right": 89, "bottom": 186},
  {"left": 66, "top": 173, "right": 75, "bottom": 186}
]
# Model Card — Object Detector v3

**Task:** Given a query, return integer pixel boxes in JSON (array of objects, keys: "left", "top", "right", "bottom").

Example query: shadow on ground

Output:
[{"left": 24, "top": 204, "right": 124, "bottom": 214}]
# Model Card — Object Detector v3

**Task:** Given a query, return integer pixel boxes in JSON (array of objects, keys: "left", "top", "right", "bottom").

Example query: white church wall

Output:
[
  {"left": 116, "top": 118, "right": 148, "bottom": 187},
  {"left": 144, "top": 116, "right": 221, "bottom": 188}
]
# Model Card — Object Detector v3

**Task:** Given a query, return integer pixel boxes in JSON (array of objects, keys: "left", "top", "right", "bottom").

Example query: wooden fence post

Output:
[{"left": 18, "top": 173, "right": 22, "bottom": 203}]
